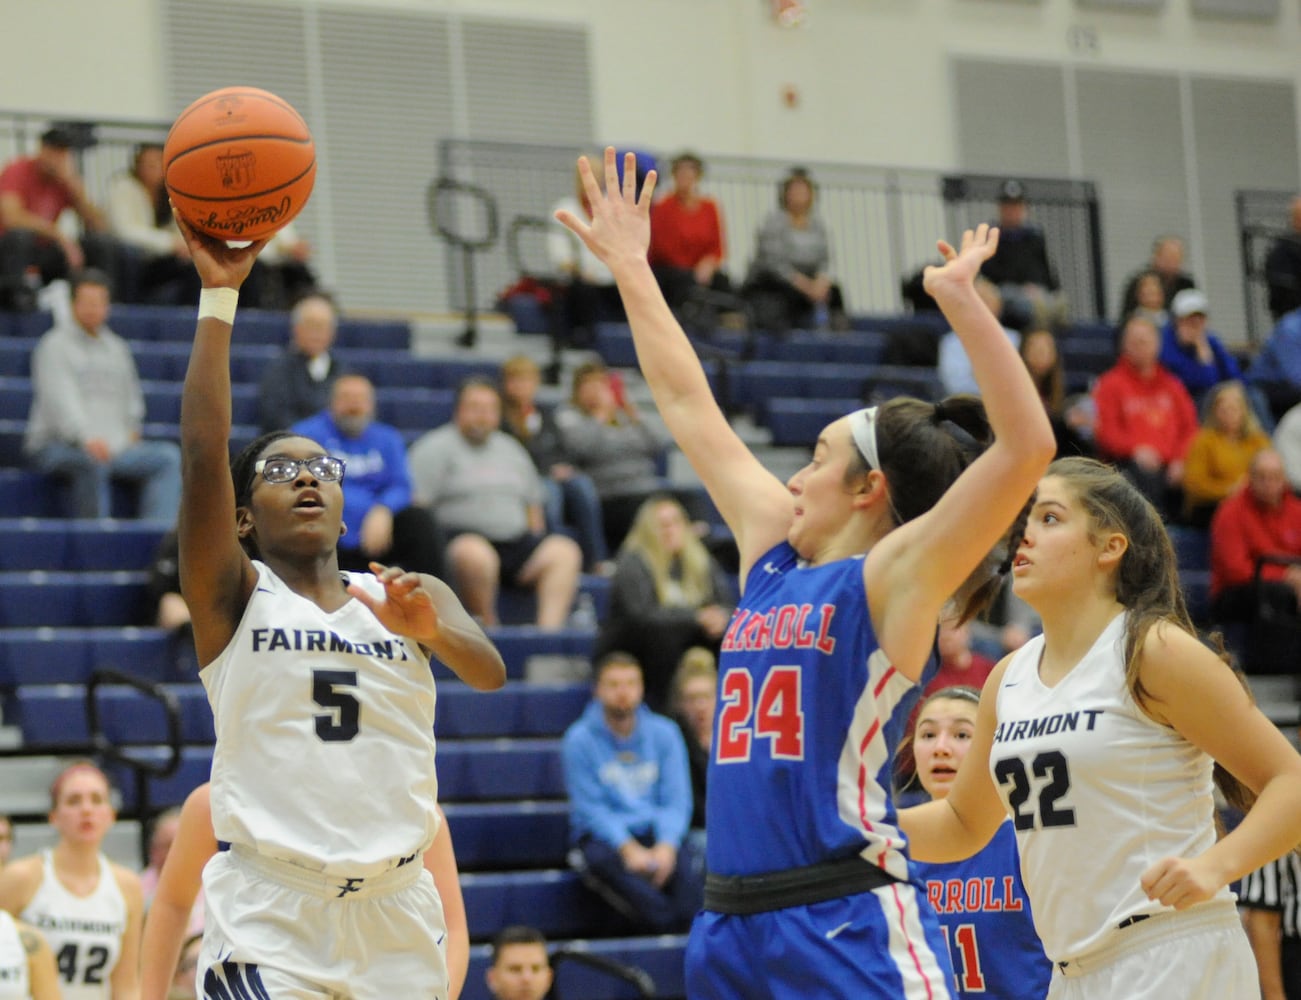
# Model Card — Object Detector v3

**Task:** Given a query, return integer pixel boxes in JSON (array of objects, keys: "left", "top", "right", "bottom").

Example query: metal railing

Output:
[
  {"left": 1235, "top": 188, "right": 1295, "bottom": 347},
  {"left": 437, "top": 139, "right": 1108, "bottom": 322}
]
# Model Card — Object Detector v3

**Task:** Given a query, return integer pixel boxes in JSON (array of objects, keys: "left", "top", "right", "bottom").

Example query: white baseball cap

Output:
[{"left": 1172, "top": 288, "right": 1209, "bottom": 318}]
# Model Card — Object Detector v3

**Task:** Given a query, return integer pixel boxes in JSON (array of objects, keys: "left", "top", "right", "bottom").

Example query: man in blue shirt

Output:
[
  {"left": 292, "top": 373, "right": 442, "bottom": 576},
  {"left": 1159, "top": 288, "right": 1243, "bottom": 406},
  {"left": 562, "top": 652, "right": 703, "bottom": 933}
]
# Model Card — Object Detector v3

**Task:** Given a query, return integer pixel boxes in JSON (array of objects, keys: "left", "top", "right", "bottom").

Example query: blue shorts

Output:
[{"left": 685, "top": 882, "right": 953, "bottom": 1000}]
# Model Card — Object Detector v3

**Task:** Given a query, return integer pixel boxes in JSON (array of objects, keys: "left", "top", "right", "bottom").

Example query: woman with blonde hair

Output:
[
  {"left": 1182, "top": 379, "right": 1271, "bottom": 526},
  {"left": 596, "top": 495, "right": 733, "bottom": 711},
  {"left": 670, "top": 647, "right": 719, "bottom": 850}
]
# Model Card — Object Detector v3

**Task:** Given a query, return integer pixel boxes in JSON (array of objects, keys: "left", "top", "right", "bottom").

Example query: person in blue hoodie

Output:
[
  {"left": 292, "top": 373, "right": 443, "bottom": 577},
  {"left": 562, "top": 651, "right": 703, "bottom": 933},
  {"left": 1159, "top": 289, "right": 1243, "bottom": 404}
]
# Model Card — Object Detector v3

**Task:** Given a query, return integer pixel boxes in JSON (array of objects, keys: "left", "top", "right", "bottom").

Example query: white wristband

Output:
[{"left": 198, "top": 287, "right": 239, "bottom": 325}]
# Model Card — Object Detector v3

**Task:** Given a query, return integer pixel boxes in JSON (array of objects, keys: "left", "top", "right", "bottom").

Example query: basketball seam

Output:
[
  {"left": 167, "top": 160, "right": 316, "bottom": 203},
  {"left": 164, "top": 135, "right": 313, "bottom": 170}
]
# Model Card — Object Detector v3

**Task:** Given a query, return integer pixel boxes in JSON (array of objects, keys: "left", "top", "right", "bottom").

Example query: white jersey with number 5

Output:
[
  {"left": 990, "top": 612, "right": 1230, "bottom": 963},
  {"left": 19, "top": 850, "right": 125, "bottom": 1000},
  {"left": 201, "top": 562, "right": 439, "bottom": 876},
  {"left": 0, "top": 911, "right": 30, "bottom": 1000}
]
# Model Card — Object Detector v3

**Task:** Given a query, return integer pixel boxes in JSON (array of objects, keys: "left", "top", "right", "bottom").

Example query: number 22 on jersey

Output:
[{"left": 716, "top": 666, "right": 805, "bottom": 762}]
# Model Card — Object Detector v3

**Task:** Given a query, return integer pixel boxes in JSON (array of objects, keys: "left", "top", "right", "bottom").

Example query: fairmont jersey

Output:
[
  {"left": 0, "top": 912, "right": 29, "bottom": 1000},
  {"left": 708, "top": 541, "right": 930, "bottom": 881},
  {"left": 991, "top": 612, "right": 1229, "bottom": 963},
  {"left": 913, "top": 822, "right": 1051, "bottom": 999},
  {"left": 201, "top": 561, "right": 439, "bottom": 875},
  {"left": 20, "top": 850, "right": 126, "bottom": 1000}
]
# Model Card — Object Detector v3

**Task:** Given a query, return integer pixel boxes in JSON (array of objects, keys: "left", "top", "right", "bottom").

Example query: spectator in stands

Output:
[
  {"left": 107, "top": 143, "right": 200, "bottom": 306},
  {"left": 1248, "top": 307, "right": 1301, "bottom": 425},
  {"left": 669, "top": 648, "right": 716, "bottom": 852},
  {"left": 1117, "top": 235, "right": 1196, "bottom": 320},
  {"left": 147, "top": 528, "right": 189, "bottom": 631},
  {"left": 485, "top": 925, "right": 553, "bottom": 1000},
  {"left": 549, "top": 159, "right": 625, "bottom": 348},
  {"left": 562, "top": 652, "right": 703, "bottom": 934},
  {"left": 407, "top": 377, "right": 581, "bottom": 629},
  {"left": 1264, "top": 194, "right": 1301, "bottom": 323},
  {"left": 1278, "top": 402, "right": 1301, "bottom": 492},
  {"left": 23, "top": 268, "right": 182, "bottom": 520},
  {"left": 139, "top": 807, "right": 182, "bottom": 907},
  {"left": 292, "top": 373, "right": 443, "bottom": 577},
  {"left": 1019, "top": 327, "right": 1091, "bottom": 458},
  {"left": 649, "top": 151, "right": 733, "bottom": 317},
  {"left": 256, "top": 292, "right": 347, "bottom": 433},
  {"left": 167, "top": 933, "right": 203, "bottom": 1000},
  {"left": 499, "top": 354, "right": 609, "bottom": 573},
  {"left": 1209, "top": 449, "right": 1301, "bottom": 629},
  {"left": 244, "top": 222, "right": 318, "bottom": 311},
  {"left": 937, "top": 278, "right": 1018, "bottom": 395},
  {"left": 596, "top": 495, "right": 733, "bottom": 712},
  {"left": 1126, "top": 270, "right": 1170, "bottom": 329},
  {"left": 981, "top": 179, "right": 1066, "bottom": 330},
  {"left": 1182, "top": 380, "right": 1272, "bottom": 528},
  {"left": 0, "top": 761, "right": 143, "bottom": 999},
  {"left": 1159, "top": 288, "right": 1244, "bottom": 406},
  {"left": 742, "top": 166, "right": 847, "bottom": 333},
  {"left": 556, "top": 360, "right": 674, "bottom": 553},
  {"left": 0, "top": 815, "right": 11, "bottom": 868},
  {"left": 0, "top": 126, "right": 117, "bottom": 311},
  {"left": 1092, "top": 313, "right": 1198, "bottom": 515},
  {"left": 1240, "top": 850, "right": 1301, "bottom": 1000}
]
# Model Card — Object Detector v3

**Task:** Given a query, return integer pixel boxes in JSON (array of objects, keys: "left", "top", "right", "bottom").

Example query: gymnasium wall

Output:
[{"left": 3, "top": 0, "right": 1300, "bottom": 327}]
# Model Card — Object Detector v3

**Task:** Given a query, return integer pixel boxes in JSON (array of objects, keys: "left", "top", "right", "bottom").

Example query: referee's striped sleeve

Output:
[{"left": 1239, "top": 853, "right": 1301, "bottom": 940}]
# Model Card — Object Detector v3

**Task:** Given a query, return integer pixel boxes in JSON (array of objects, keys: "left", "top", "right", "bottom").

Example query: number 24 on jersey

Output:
[{"left": 716, "top": 666, "right": 806, "bottom": 762}]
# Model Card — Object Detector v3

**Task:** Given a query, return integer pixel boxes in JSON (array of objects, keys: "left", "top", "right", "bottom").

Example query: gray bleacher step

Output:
[
  {"left": 409, "top": 314, "right": 523, "bottom": 359},
  {"left": 0, "top": 726, "right": 20, "bottom": 751},
  {"left": 13, "top": 819, "right": 143, "bottom": 870},
  {"left": 0, "top": 755, "right": 126, "bottom": 817}
]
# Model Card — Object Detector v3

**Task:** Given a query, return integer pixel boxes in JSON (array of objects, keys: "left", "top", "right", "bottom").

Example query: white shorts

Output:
[
  {"left": 1048, "top": 901, "right": 1255, "bottom": 1000},
  {"left": 198, "top": 846, "right": 448, "bottom": 1000}
]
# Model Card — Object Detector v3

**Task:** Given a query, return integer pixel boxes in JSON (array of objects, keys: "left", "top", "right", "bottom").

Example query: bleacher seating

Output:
[{"left": 0, "top": 297, "right": 1281, "bottom": 1000}]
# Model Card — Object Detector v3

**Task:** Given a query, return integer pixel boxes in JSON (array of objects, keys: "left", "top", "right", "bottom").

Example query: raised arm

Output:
[
  {"left": 867, "top": 227, "right": 1056, "bottom": 675},
  {"left": 141, "top": 784, "right": 217, "bottom": 1000},
  {"left": 556, "top": 150, "right": 792, "bottom": 577},
  {"left": 174, "top": 217, "right": 270, "bottom": 665},
  {"left": 345, "top": 564, "right": 505, "bottom": 690}
]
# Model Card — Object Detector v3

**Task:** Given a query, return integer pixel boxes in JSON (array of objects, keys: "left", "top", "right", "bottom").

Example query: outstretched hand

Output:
[
  {"left": 173, "top": 210, "right": 271, "bottom": 290},
  {"left": 554, "top": 147, "right": 657, "bottom": 273},
  {"left": 347, "top": 562, "right": 441, "bottom": 646},
  {"left": 922, "top": 224, "right": 1000, "bottom": 301}
]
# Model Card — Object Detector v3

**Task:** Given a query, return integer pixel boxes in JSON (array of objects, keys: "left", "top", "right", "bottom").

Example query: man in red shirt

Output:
[
  {"left": 0, "top": 126, "right": 112, "bottom": 309},
  {"left": 1092, "top": 313, "right": 1199, "bottom": 515},
  {"left": 648, "top": 152, "right": 733, "bottom": 319},
  {"left": 1210, "top": 448, "right": 1301, "bottom": 633}
]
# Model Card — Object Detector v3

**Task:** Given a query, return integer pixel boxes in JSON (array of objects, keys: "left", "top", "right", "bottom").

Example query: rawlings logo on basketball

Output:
[
  {"left": 212, "top": 96, "right": 247, "bottom": 126},
  {"left": 217, "top": 150, "right": 256, "bottom": 193},
  {"left": 194, "top": 196, "right": 293, "bottom": 236}
]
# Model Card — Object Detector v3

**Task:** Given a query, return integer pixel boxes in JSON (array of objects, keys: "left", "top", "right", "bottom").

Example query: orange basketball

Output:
[{"left": 164, "top": 87, "right": 315, "bottom": 242}]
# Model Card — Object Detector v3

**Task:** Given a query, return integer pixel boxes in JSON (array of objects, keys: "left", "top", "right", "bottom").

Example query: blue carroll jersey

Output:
[
  {"left": 913, "top": 823, "right": 1051, "bottom": 1000},
  {"left": 707, "top": 541, "right": 932, "bottom": 880}
]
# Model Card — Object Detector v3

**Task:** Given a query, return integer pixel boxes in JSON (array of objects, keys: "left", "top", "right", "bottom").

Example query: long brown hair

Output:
[
  {"left": 1020, "top": 328, "right": 1065, "bottom": 417},
  {"left": 846, "top": 395, "right": 1029, "bottom": 625},
  {"left": 1048, "top": 456, "right": 1255, "bottom": 812},
  {"left": 621, "top": 495, "right": 718, "bottom": 608}
]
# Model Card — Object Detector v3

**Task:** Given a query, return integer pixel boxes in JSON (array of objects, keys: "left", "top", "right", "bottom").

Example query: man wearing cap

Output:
[
  {"left": 0, "top": 126, "right": 112, "bottom": 310},
  {"left": 1159, "top": 288, "right": 1243, "bottom": 405},
  {"left": 980, "top": 179, "right": 1066, "bottom": 330}
]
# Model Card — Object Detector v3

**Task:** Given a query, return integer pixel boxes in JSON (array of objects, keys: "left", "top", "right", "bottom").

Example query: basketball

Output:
[{"left": 164, "top": 86, "right": 316, "bottom": 242}]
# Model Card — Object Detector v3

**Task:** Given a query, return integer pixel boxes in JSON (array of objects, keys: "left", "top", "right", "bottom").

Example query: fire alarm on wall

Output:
[
  {"left": 771, "top": 0, "right": 806, "bottom": 27},
  {"left": 781, "top": 85, "right": 800, "bottom": 109}
]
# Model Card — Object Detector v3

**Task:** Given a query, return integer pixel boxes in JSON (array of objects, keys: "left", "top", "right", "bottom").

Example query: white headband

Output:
[{"left": 848, "top": 406, "right": 880, "bottom": 470}]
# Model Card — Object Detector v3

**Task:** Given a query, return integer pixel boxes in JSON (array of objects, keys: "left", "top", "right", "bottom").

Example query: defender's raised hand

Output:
[
  {"left": 923, "top": 224, "right": 1000, "bottom": 301},
  {"left": 554, "top": 147, "right": 657, "bottom": 274}
]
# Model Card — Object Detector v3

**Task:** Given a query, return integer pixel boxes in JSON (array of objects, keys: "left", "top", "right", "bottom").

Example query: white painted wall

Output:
[{"left": 5, "top": 0, "right": 1300, "bottom": 173}]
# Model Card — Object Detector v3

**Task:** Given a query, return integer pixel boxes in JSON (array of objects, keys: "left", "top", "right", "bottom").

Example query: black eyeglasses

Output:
[{"left": 254, "top": 456, "right": 346, "bottom": 484}]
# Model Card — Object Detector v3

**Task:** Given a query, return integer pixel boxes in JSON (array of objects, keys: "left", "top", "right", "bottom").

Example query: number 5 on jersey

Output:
[{"left": 716, "top": 666, "right": 805, "bottom": 762}]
